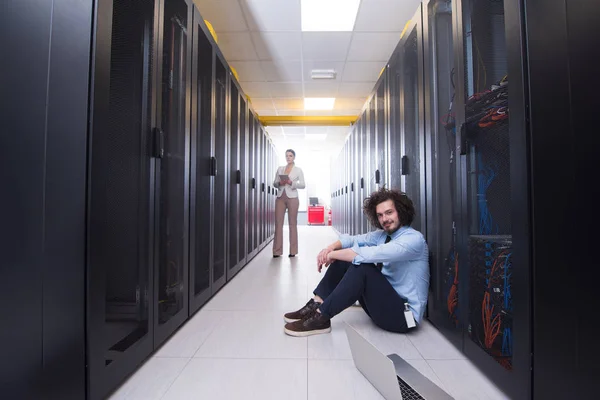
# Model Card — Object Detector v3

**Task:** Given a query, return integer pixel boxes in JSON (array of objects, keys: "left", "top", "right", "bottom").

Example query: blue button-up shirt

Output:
[{"left": 339, "top": 226, "right": 430, "bottom": 323}]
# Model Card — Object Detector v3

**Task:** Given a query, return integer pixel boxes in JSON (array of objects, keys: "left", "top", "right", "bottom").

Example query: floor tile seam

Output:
[
  {"left": 420, "top": 358, "right": 450, "bottom": 394},
  {"left": 158, "top": 357, "right": 194, "bottom": 400},
  {"left": 152, "top": 355, "right": 194, "bottom": 359},
  {"left": 189, "top": 356, "right": 310, "bottom": 361},
  {"left": 189, "top": 313, "right": 230, "bottom": 358}
]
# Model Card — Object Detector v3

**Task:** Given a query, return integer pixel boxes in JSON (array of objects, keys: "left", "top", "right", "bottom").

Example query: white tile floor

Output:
[{"left": 109, "top": 226, "right": 510, "bottom": 400}]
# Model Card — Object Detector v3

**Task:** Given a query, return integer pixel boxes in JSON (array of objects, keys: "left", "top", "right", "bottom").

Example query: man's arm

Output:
[{"left": 316, "top": 240, "right": 342, "bottom": 270}]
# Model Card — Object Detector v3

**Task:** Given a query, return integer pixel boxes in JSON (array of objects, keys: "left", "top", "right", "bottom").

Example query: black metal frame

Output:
[
  {"left": 189, "top": 7, "right": 213, "bottom": 313},
  {"left": 87, "top": 0, "right": 161, "bottom": 398},
  {"left": 451, "top": 0, "right": 531, "bottom": 397},
  {"left": 153, "top": 0, "right": 193, "bottom": 350},
  {"left": 228, "top": 77, "right": 245, "bottom": 279},
  {"left": 397, "top": 5, "right": 427, "bottom": 234},
  {"left": 423, "top": 0, "right": 464, "bottom": 350}
]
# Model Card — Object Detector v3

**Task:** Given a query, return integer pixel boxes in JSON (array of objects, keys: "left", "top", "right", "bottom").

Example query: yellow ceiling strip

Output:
[{"left": 259, "top": 116, "right": 357, "bottom": 127}]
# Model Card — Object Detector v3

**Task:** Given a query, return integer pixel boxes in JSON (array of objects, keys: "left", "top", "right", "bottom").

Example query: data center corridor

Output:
[{"left": 109, "top": 226, "right": 507, "bottom": 400}]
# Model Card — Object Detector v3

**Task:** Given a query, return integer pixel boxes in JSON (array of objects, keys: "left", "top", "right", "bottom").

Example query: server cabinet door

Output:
[
  {"left": 87, "top": 0, "right": 158, "bottom": 398},
  {"left": 455, "top": 0, "right": 519, "bottom": 395},
  {"left": 354, "top": 124, "right": 362, "bottom": 234},
  {"left": 367, "top": 100, "right": 377, "bottom": 203},
  {"left": 153, "top": 0, "right": 192, "bottom": 346},
  {"left": 262, "top": 131, "right": 268, "bottom": 245},
  {"left": 389, "top": 51, "right": 403, "bottom": 192},
  {"left": 350, "top": 129, "right": 355, "bottom": 234},
  {"left": 259, "top": 131, "right": 265, "bottom": 245},
  {"left": 212, "top": 55, "right": 227, "bottom": 292},
  {"left": 238, "top": 98, "right": 248, "bottom": 264},
  {"left": 268, "top": 144, "right": 273, "bottom": 238},
  {"left": 376, "top": 79, "right": 387, "bottom": 190},
  {"left": 3, "top": 0, "right": 89, "bottom": 397},
  {"left": 424, "top": 0, "right": 463, "bottom": 349},
  {"left": 361, "top": 117, "right": 370, "bottom": 232},
  {"left": 228, "top": 84, "right": 241, "bottom": 279},
  {"left": 189, "top": 10, "right": 213, "bottom": 312},
  {"left": 399, "top": 7, "right": 426, "bottom": 233},
  {"left": 247, "top": 114, "right": 255, "bottom": 257},
  {"left": 345, "top": 142, "right": 350, "bottom": 233},
  {"left": 254, "top": 121, "right": 261, "bottom": 250}
]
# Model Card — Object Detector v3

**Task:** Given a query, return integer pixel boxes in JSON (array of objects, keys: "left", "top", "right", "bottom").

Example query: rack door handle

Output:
[
  {"left": 153, "top": 128, "right": 164, "bottom": 159},
  {"left": 236, "top": 170, "right": 241, "bottom": 184},
  {"left": 210, "top": 157, "right": 217, "bottom": 176},
  {"left": 375, "top": 170, "right": 380, "bottom": 184},
  {"left": 401, "top": 156, "right": 408, "bottom": 175},
  {"left": 251, "top": 178, "right": 256, "bottom": 189},
  {"left": 361, "top": 178, "right": 364, "bottom": 189}
]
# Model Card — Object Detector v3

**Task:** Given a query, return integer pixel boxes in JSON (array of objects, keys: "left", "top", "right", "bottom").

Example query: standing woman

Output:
[{"left": 273, "top": 149, "right": 306, "bottom": 258}]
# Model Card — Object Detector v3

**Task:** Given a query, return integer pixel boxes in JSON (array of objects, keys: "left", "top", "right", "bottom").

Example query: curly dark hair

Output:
[{"left": 363, "top": 187, "right": 415, "bottom": 229}]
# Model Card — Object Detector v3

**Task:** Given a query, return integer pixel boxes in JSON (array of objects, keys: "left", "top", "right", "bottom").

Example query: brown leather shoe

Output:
[
  {"left": 284, "top": 310, "right": 331, "bottom": 337},
  {"left": 283, "top": 299, "right": 320, "bottom": 323}
]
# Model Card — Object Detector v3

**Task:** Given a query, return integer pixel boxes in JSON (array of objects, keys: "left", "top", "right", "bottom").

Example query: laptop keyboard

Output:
[{"left": 397, "top": 376, "right": 425, "bottom": 400}]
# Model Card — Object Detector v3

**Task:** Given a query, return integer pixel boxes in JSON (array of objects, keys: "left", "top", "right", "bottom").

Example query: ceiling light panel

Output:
[
  {"left": 311, "top": 69, "right": 337, "bottom": 79},
  {"left": 304, "top": 98, "right": 336, "bottom": 110},
  {"left": 301, "top": 0, "right": 361, "bottom": 32}
]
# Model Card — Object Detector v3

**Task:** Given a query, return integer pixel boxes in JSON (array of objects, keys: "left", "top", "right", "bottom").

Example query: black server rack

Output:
[
  {"left": 399, "top": 7, "right": 427, "bottom": 234},
  {"left": 376, "top": 80, "right": 387, "bottom": 190},
  {"left": 154, "top": 0, "right": 192, "bottom": 347},
  {"left": 523, "top": 0, "right": 598, "bottom": 397},
  {"left": 239, "top": 97, "right": 248, "bottom": 266},
  {"left": 368, "top": 99, "right": 377, "bottom": 197},
  {"left": 354, "top": 124, "right": 362, "bottom": 234},
  {"left": 331, "top": 0, "right": 597, "bottom": 398},
  {"left": 253, "top": 118, "right": 261, "bottom": 253},
  {"left": 212, "top": 53, "right": 227, "bottom": 292},
  {"left": 424, "top": 0, "right": 463, "bottom": 349},
  {"left": 247, "top": 112, "right": 256, "bottom": 258},
  {"left": 451, "top": 0, "right": 528, "bottom": 397},
  {"left": 87, "top": 0, "right": 165, "bottom": 397},
  {"left": 361, "top": 118, "right": 370, "bottom": 232},
  {"left": 228, "top": 81, "right": 241, "bottom": 279},
  {"left": 350, "top": 132, "right": 356, "bottom": 234},
  {"left": 190, "top": 7, "right": 213, "bottom": 312},
  {"left": 2, "top": 0, "right": 90, "bottom": 397},
  {"left": 389, "top": 51, "right": 403, "bottom": 192},
  {"left": 3, "top": 1, "right": 276, "bottom": 397}
]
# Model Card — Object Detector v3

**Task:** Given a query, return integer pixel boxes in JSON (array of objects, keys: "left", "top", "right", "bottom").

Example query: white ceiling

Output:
[{"left": 192, "top": 0, "right": 421, "bottom": 158}]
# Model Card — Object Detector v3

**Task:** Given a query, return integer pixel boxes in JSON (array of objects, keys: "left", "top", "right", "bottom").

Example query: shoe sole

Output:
[
  {"left": 284, "top": 316, "right": 300, "bottom": 323},
  {"left": 283, "top": 326, "right": 332, "bottom": 337}
]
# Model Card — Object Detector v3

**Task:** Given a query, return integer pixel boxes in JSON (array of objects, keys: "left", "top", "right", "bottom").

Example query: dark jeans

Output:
[{"left": 314, "top": 260, "right": 410, "bottom": 333}]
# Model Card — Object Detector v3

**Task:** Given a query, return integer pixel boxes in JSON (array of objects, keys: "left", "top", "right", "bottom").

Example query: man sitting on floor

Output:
[{"left": 283, "top": 187, "right": 429, "bottom": 337}]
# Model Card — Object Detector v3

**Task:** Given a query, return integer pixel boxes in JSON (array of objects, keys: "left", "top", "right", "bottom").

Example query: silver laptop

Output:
[{"left": 345, "top": 323, "right": 454, "bottom": 400}]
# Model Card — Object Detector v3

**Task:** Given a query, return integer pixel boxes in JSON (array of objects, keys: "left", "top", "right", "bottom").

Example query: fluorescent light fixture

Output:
[
  {"left": 311, "top": 69, "right": 337, "bottom": 80},
  {"left": 304, "top": 98, "right": 336, "bottom": 110},
  {"left": 301, "top": 0, "right": 361, "bottom": 32}
]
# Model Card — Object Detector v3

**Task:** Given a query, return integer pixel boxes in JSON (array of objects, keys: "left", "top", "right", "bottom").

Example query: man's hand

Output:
[{"left": 316, "top": 248, "right": 333, "bottom": 273}]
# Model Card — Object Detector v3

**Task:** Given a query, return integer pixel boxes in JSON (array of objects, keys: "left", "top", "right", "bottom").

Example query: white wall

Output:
[{"left": 277, "top": 149, "right": 332, "bottom": 211}]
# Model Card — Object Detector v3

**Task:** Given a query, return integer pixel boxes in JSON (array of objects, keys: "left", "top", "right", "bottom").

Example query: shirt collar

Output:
[{"left": 385, "top": 225, "right": 409, "bottom": 240}]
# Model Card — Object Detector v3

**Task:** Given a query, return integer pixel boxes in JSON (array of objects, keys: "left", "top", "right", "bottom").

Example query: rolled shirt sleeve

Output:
[{"left": 341, "top": 230, "right": 425, "bottom": 265}]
